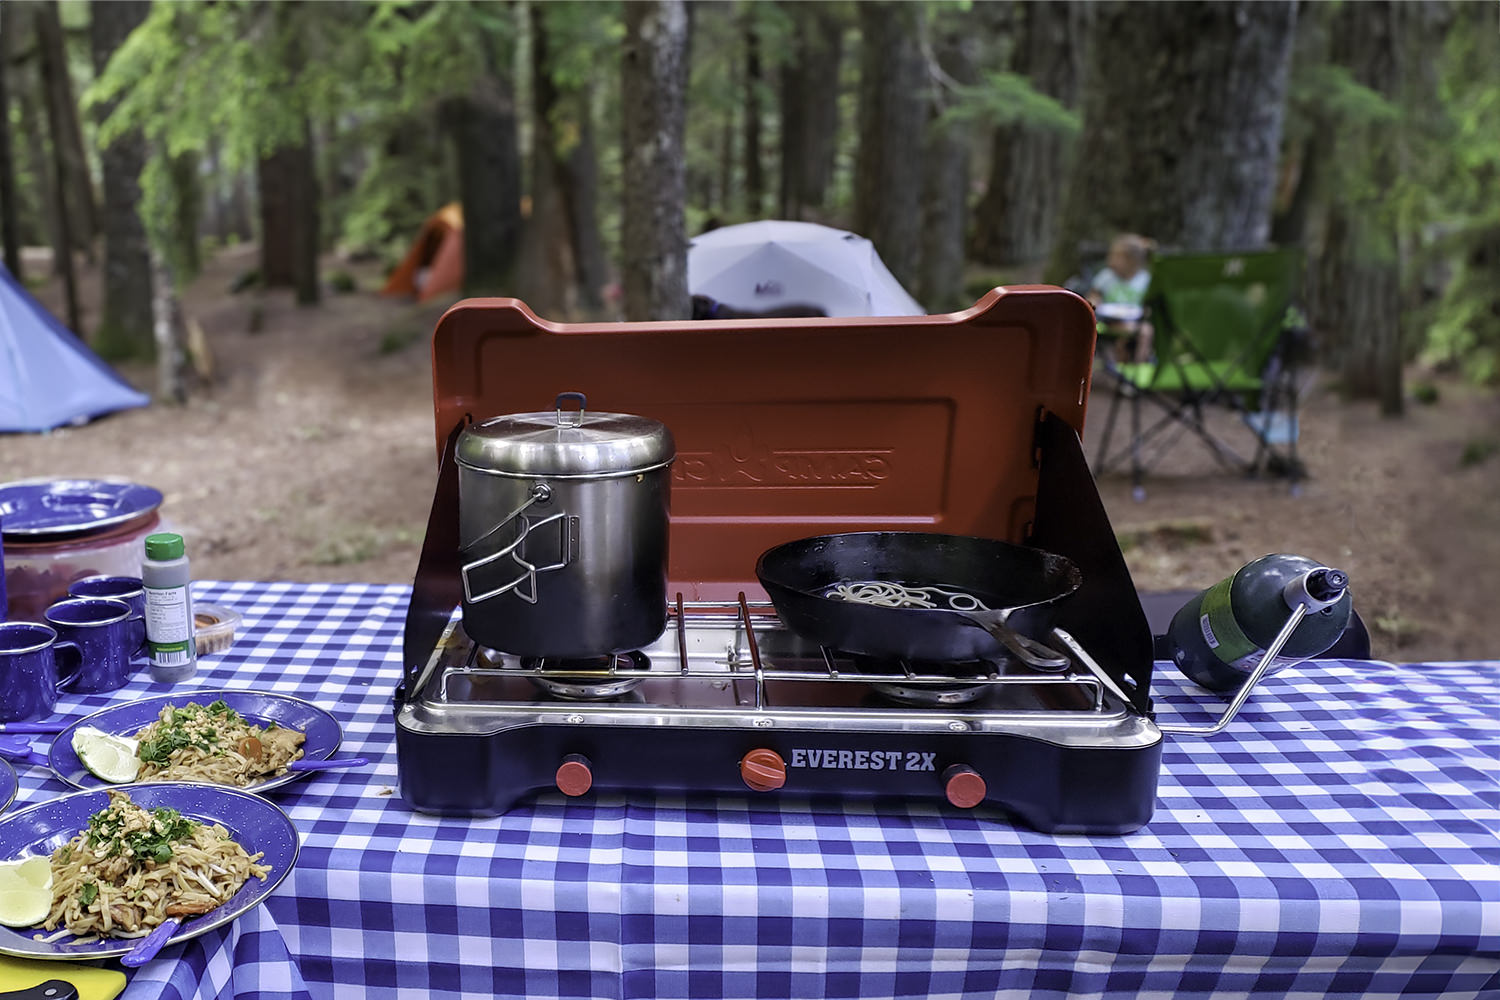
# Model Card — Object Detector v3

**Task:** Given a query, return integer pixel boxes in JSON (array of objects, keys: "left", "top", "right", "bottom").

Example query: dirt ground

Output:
[{"left": 6, "top": 244, "right": 1498, "bottom": 663}]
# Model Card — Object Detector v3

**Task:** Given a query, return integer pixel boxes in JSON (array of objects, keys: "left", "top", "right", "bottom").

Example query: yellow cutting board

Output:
[{"left": 0, "top": 955, "right": 125, "bottom": 1000}]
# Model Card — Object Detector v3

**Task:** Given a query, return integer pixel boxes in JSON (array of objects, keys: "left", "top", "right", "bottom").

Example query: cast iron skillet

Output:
[{"left": 755, "top": 532, "right": 1082, "bottom": 671}]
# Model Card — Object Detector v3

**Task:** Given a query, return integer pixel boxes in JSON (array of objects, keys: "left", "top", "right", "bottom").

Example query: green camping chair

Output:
[{"left": 1091, "top": 249, "right": 1309, "bottom": 499}]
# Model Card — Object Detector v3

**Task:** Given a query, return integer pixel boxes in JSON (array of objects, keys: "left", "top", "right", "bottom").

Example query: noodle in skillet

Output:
[
  {"left": 824, "top": 581, "right": 991, "bottom": 612},
  {"left": 133, "top": 700, "right": 306, "bottom": 787},
  {"left": 40, "top": 790, "right": 269, "bottom": 942}
]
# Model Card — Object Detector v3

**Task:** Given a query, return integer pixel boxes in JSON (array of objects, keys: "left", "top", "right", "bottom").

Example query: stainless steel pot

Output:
[{"left": 456, "top": 392, "right": 675, "bottom": 657}]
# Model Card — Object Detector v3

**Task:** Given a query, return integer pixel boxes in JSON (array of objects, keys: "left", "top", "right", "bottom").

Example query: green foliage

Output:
[
  {"left": 378, "top": 326, "right": 424, "bottom": 356},
  {"left": 1410, "top": 382, "right": 1440, "bottom": 405},
  {"left": 941, "top": 71, "right": 1080, "bottom": 136},
  {"left": 86, "top": 1, "right": 520, "bottom": 260},
  {"left": 1459, "top": 437, "right": 1499, "bottom": 468},
  {"left": 1289, "top": 64, "right": 1400, "bottom": 133},
  {"left": 1419, "top": 10, "right": 1500, "bottom": 384}
]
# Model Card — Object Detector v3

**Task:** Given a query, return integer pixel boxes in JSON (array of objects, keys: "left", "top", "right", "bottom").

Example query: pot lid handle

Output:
[{"left": 555, "top": 391, "right": 586, "bottom": 428}]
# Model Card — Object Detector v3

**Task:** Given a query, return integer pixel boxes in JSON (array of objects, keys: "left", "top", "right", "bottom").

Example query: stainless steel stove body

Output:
[
  {"left": 395, "top": 596, "right": 1162, "bottom": 832},
  {"left": 394, "top": 291, "right": 1164, "bottom": 833}
]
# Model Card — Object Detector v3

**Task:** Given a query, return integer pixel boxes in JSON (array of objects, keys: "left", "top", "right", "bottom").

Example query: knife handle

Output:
[{"left": 0, "top": 981, "right": 80, "bottom": 1000}]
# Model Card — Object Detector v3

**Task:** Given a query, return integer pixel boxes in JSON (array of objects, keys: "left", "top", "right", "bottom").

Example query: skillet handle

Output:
[{"left": 957, "top": 615, "right": 1071, "bottom": 672}]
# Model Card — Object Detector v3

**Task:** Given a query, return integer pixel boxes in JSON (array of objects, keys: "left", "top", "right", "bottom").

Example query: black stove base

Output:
[{"left": 393, "top": 715, "right": 1163, "bottom": 835}]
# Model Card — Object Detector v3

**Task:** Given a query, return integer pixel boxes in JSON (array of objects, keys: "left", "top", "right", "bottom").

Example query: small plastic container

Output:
[{"left": 193, "top": 603, "right": 242, "bottom": 656}]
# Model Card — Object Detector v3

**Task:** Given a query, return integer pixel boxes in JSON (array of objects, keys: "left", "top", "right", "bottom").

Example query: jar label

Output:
[
  {"left": 1200, "top": 576, "right": 1257, "bottom": 666},
  {"left": 145, "top": 586, "right": 194, "bottom": 652}
]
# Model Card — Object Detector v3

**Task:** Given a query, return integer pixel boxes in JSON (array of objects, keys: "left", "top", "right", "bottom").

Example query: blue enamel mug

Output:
[
  {"left": 0, "top": 621, "right": 82, "bottom": 721},
  {"left": 67, "top": 575, "right": 146, "bottom": 619},
  {"left": 43, "top": 597, "right": 145, "bottom": 694}
]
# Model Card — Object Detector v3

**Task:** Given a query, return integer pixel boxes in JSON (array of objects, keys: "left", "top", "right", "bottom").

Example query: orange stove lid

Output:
[{"left": 429, "top": 287, "right": 1098, "bottom": 599}]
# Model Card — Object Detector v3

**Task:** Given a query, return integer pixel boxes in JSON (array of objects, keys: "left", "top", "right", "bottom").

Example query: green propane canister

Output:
[{"left": 1167, "top": 553, "right": 1352, "bottom": 693}]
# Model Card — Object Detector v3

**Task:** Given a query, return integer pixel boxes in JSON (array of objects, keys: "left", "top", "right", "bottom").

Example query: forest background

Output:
[{"left": 1, "top": 0, "right": 1498, "bottom": 661}]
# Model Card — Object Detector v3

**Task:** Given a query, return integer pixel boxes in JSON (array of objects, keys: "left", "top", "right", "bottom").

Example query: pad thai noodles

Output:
[
  {"left": 823, "top": 580, "right": 992, "bottom": 612},
  {"left": 40, "top": 790, "right": 270, "bottom": 941},
  {"left": 132, "top": 700, "right": 306, "bottom": 786}
]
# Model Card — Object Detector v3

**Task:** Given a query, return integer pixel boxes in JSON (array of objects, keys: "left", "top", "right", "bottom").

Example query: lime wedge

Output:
[
  {"left": 0, "top": 885, "right": 51, "bottom": 927},
  {"left": 72, "top": 726, "right": 141, "bottom": 784},
  {"left": 0, "top": 858, "right": 52, "bottom": 928},
  {"left": 0, "top": 857, "right": 53, "bottom": 890}
]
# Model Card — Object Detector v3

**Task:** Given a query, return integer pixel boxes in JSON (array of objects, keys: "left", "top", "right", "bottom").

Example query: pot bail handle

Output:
[{"left": 555, "top": 392, "right": 586, "bottom": 428}]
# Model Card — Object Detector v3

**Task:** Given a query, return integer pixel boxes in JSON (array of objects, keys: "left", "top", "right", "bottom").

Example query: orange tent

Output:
[{"left": 382, "top": 203, "right": 464, "bottom": 302}]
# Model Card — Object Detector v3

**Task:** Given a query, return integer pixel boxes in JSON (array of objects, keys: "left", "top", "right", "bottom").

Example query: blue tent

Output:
[{"left": 0, "top": 265, "right": 149, "bottom": 432}]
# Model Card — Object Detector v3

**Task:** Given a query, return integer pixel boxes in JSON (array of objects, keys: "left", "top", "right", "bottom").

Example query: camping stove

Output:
[
  {"left": 396, "top": 597, "right": 1160, "bottom": 833},
  {"left": 394, "top": 289, "right": 1164, "bottom": 833}
]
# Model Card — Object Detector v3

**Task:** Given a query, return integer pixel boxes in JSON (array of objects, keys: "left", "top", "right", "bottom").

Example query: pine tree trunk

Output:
[
  {"left": 257, "top": 135, "right": 320, "bottom": 304},
  {"left": 15, "top": 59, "right": 64, "bottom": 277},
  {"left": 443, "top": 19, "right": 521, "bottom": 298},
  {"left": 918, "top": 19, "right": 977, "bottom": 312},
  {"left": 524, "top": 5, "right": 608, "bottom": 316},
  {"left": 717, "top": 102, "right": 734, "bottom": 216},
  {"left": 168, "top": 151, "right": 202, "bottom": 282},
  {"left": 742, "top": 19, "right": 764, "bottom": 218},
  {"left": 1311, "top": 1, "right": 1421, "bottom": 417},
  {"left": 559, "top": 91, "right": 606, "bottom": 312},
  {"left": 89, "top": 0, "right": 154, "bottom": 359},
  {"left": 229, "top": 168, "right": 254, "bottom": 243},
  {"left": 149, "top": 245, "right": 188, "bottom": 403},
  {"left": 970, "top": 1, "right": 1086, "bottom": 267},
  {"left": 854, "top": 2, "right": 928, "bottom": 292},
  {"left": 0, "top": 3, "right": 22, "bottom": 279},
  {"left": 1046, "top": 0, "right": 1297, "bottom": 284},
  {"left": 777, "top": 2, "right": 843, "bottom": 221},
  {"left": 621, "top": 0, "right": 690, "bottom": 321},
  {"left": 519, "top": 3, "right": 577, "bottom": 318},
  {"left": 34, "top": 1, "right": 96, "bottom": 258},
  {"left": 35, "top": 2, "right": 80, "bottom": 332}
]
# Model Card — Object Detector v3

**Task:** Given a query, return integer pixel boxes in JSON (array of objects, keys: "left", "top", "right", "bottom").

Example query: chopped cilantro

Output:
[
  {"left": 84, "top": 803, "right": 197, "bottom": 863},
  {"left": 79, "top": 882, "right": 97, "bottom": 906}
]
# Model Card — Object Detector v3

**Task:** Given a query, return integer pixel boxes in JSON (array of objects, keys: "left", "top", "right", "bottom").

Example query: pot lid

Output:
[
  {"left": 0, "top": 478, "right": 164, "bottom": 540},
  {"left": 457, "top": 392, "right": 675, "bottom": 477}
]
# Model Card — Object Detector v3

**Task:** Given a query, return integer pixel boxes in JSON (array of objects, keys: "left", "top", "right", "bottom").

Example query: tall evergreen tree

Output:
[
  {"left": 854, "top": 2, "right": 927, "bottom": 292},
  {"left": 89, "top": 0, "right": 155, "bottom": 359},
  {"left": 777, "top": 3, "right": 843, "bottom": 221},
  {"left": 1047, "top": 1, "right": 1297, "bottom": 283},
  {"left": 621, "top": 0, "right": 690, "bottom": 320},
  {"left": 970, "top": 1, "right": 1088, "bottom": 267},
  {"left": 0, "top": 3, "right": 23, "bottom": 280}
]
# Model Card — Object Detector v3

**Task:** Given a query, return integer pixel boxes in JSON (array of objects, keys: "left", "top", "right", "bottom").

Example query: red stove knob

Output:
[
  {"left": 740, "top": 749, "right": 786, "bottom": 792},
  {"left": 943, "top": 765, "right": 986, "bottom": 809},
  {"left": 556, "top": 754, "right": 594, "bottom": 797}
]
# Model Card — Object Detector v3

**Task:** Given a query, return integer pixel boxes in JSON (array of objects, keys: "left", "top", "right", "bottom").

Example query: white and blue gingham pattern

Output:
[{"left": 12, "top": 582, "right": 1497, "bottom": 999}]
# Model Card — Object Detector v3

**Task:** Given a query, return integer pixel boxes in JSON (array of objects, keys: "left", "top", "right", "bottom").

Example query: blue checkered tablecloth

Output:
[{"left": 10, "top": 582, "right": 1498, "bottom": 999}]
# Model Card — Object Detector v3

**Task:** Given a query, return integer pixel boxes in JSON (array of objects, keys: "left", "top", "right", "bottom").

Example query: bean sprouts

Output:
[{"left": 823, "top": 581, "right": 990, "bottom": 612}]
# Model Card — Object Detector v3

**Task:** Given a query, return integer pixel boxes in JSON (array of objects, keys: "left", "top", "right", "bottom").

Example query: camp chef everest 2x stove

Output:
[{"left": 396, "top": 290, "right": 1179, "bottom": 834}]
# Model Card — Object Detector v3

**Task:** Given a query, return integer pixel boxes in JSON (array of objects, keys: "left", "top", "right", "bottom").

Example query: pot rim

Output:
[{"left": 456, "top": 458, "right": 676, "bottom": 480}]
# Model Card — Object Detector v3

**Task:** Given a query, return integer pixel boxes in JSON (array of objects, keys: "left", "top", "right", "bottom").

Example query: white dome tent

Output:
[{"left": 687, "top": 220, "right": 925, "bottom": 318}]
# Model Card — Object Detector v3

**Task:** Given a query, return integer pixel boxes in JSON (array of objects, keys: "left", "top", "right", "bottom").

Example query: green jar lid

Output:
[{"left": 145, "top": 532, "right": 185, "bottom": 560}]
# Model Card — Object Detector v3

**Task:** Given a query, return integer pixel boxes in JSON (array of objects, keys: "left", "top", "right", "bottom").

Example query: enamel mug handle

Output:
[{"left": 52, "top": 641, "right": 83, "bottom": 691}]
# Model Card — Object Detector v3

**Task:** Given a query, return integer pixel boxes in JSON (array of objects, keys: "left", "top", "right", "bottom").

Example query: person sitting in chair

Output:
[{"left": 1088, "top": 234, "right": 1155, "bottom": 364}]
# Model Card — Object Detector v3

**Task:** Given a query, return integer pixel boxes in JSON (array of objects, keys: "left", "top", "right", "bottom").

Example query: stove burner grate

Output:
[
  {"left": 517, "top": 651, "right": 652, "bottom": 700},
  {"left": 870, "top": 680, "right": 991, "bottom": 706}
]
